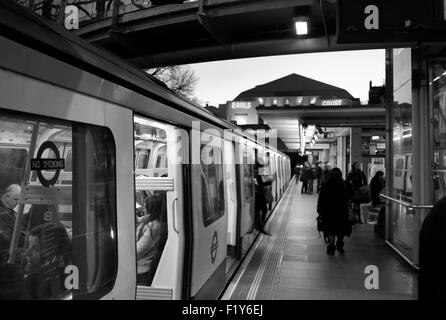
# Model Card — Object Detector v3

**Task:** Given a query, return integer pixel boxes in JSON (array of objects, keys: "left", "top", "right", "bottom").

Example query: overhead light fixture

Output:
[
  {"left": 293, "top": 17, "right": 309, "bottom": 35},
  {"left": 296, "top": 97, "right": 303, "bottom": 105},
  {"left": 371, "top": 135, "right": 380, "bottom": 140}
]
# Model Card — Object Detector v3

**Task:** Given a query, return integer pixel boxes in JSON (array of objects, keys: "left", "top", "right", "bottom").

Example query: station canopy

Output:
[
  {"left": 230, "top": 73, "right": 384, "bottom": 151},
  {"left": 71, "top": 0, "right": 446, "bottom": 68}
]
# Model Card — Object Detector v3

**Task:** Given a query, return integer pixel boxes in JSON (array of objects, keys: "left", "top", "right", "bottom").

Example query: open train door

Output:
[{"left": 133, "top": 116, "right": 187, "bottom": 300}]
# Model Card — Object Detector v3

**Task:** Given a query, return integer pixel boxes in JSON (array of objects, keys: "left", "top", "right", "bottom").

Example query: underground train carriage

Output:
[
  {"left": 0, "top": 92, "right": 289, "bottom": 301},
  {"left": 0, "top": 105, "right": 289, "bottom": 300},
  {"left": 0, "top": 3, "right": 291, "bottom": 300}
]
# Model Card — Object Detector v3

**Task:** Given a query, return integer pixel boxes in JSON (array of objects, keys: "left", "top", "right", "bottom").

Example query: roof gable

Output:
[{"left": 234, "top": 73, "right": 353, "bottom": 100}]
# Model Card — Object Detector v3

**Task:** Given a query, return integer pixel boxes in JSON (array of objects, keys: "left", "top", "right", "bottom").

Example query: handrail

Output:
[
  {"left": 380, "top": 193, "right": 434, "bottom": 212},
  {"left": 379, "top": 193, "right": 411, "bottom": 207}
]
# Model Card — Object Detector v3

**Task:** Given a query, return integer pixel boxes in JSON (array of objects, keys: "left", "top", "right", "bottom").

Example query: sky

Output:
[{"left": 187, "top": 49, "right": 385, "bottom": 107}]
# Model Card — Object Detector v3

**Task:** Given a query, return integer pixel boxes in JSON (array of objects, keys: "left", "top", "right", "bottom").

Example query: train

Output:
[{"left": 0, "top": 1, "right": 290, "bottom": 300}]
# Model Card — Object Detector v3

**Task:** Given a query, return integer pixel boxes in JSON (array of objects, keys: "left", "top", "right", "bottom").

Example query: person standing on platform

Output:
[
  {"left": 294, "top": 165, "right": 301, "bottom": 184},
  {"left": 300, "top": 162, "right": 309, "bottom": 194},
  {"left": 254, "top": 163, "right": 273, "bottom": 235},
  {"left": 370, "top": 171, "right": 385, "bottom": 207},
  {"left": 346, "top": 162, "right": 368, "bottom": 224},
  {"left": 315, "top": 162, "right": 323, "bottom": 193},
  {"left": 418, "top": 195, "right": 446, "bottom": 300},
  {"left": 307, "top": 163, "right": 315, "bottom": 194},
  {"left": 321, "top": 162, "right": 331, "bottom": 185},
  {"left": 317, "top": 168, "right": 352, "bottom": 255}
]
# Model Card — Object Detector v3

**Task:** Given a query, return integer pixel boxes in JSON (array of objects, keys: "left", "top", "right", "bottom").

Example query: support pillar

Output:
[
  {"left": 350, "top": 127, "right": 362, "bottom": 171},
  {"left": 322, "top": 149, "right": 329, "bottom": 163},
  {"left": 337, "top": 136, "right": 347, "bottom": 179}
]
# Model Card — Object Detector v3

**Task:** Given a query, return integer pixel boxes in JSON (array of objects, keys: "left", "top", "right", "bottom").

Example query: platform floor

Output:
[{"left": 223, "top": 179, "right": 418, "bottom": 300}]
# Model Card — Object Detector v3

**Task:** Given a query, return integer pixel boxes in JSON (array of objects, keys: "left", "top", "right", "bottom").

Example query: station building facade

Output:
[
  {"left": 218, "top": 73, "right": 357, "bottom": 126},
  {"left": 207, "top": 73, "right": 385, "bottom": 180}
]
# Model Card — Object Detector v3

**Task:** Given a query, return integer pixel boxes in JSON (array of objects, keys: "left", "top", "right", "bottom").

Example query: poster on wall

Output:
[
  {"left": 393, "top": 155, "right": 405, "bottom": 190},
  {"left": 438, "top": 91, "right": 446, "bottom": 145},
  {"left": 370, "top": 157, "right": 385, "bottom": 182}
]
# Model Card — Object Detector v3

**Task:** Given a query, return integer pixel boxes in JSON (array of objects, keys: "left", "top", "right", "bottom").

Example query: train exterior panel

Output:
[{"left": 0, "top": 2, "right": 290, "bottom": 300}]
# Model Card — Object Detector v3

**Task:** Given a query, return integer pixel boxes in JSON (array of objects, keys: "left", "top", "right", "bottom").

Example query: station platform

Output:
[{"left": 222, "top": 179, "right": 417, "bottom": 300}]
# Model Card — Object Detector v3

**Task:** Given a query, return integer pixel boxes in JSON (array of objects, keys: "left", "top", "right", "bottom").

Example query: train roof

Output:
[{"left": 0, "top": 1, "right": 286, "bottom": 156}]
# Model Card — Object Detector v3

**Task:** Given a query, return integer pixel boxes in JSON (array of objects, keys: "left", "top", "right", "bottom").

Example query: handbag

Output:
[
  {"left": 264, "top": 189, "right": 274, "bottom": 203},
  {"left": 367, "top": 208, "right": 380, "bottom": 225},
  {"left": 348, "top": 204, "right": 357, "bottom": 225},
  {"left": 353, "top": 185, "right": 371, "bottom": 204},
  {"left": 316, "top": 215, "right": 323, "bottom": 232},
  {"left": 316, "top": 215, "right": 328, "bottom": 243}
]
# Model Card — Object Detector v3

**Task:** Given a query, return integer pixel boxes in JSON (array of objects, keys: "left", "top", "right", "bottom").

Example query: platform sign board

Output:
[
  {"left": 316, "top": 99, "right": 352, "bottom": 107},
  {"left": 337, "top": 0, "right": 446, "bottom": 44}
]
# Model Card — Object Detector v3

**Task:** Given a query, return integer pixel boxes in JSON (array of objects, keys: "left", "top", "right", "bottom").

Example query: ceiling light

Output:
[
  {"left": 294, "top": 17, "right": 308, "bottom": 35},
  {"left": 296, "top": 97, "right": 303, "bottom": 105}
]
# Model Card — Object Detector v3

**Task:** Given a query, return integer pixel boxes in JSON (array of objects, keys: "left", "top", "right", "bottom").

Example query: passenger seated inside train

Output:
[
  {"left": 0, "top": 231, "right": 26, "bottom": 299},
  {"left": 135, "top": 191, "right": 148, "bottom": 219},
  {"left": 0, "top": 184, "right": 22, "bottom": 244},
  {"left": 136, "top": 194, "right": 167, "bottom": 286},
  {"left": 23, "top": 204, "right": 58, "bottom": 231},
  {"left": 23, "top": 222, "right": 72, "bottom": 299}
]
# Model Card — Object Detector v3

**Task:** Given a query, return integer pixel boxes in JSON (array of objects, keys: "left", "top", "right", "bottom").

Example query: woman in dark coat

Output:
[
  {"left": 300, "top": 162, "right": 310, "bottom": 194},
  {"left": 370, "top": 171, "right": 385, "bottom": 207},
  {"left": 346, "top": 162, "right": 368, "bottom": 223},
  {"left": 418, "top": 195, "right": 446, "bottom": 300},
  {"left": 317, "top": 168, "right": 352, "bottom": 255},
  {"left": 254, "top": 163, "right": 273, "bottom": 235}
]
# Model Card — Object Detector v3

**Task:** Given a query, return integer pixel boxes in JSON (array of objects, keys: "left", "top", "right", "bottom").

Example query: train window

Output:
[
  {"left": 200, "top": 144, "right": 225, "bottom": 227},
  {"left": 155, "top": 146, "right": 167, "bottom": 170},
  {"left": 133, "top": 116, "right": 169, "bottom": 286},
  {"left": 0, "top": 147, "right": 27, "bottom": 193},
  {"left": 134, "top": 117, "right": 168, "bottom": 178},
  {"left": 0, "top": 113, "right": 117, "bottom": 300},
  {"left": 65, "top": 150, "right": 73, "bottom": 172},
  {"left": 136, "top": 149, "right": 151, "bottom": 169}
]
